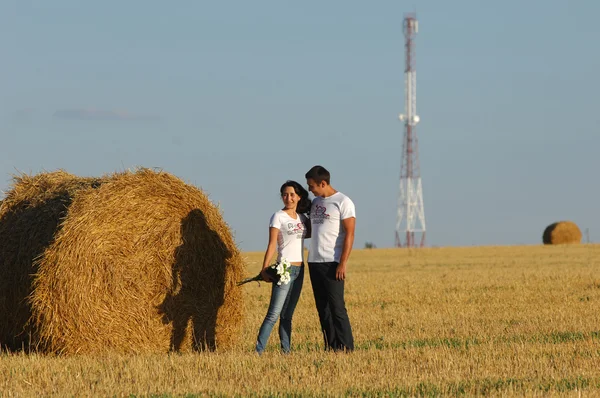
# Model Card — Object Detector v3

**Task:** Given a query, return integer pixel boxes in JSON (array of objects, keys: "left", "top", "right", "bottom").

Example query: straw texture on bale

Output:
[
  {"left": 542, "top": 221, "right": 582, "bottom": 245},
  {"left": 1, "top": 169, "right": 244, "bottom": 354},
  {"left": 0, "top": 171, "right": 104, "bottom": 351}
]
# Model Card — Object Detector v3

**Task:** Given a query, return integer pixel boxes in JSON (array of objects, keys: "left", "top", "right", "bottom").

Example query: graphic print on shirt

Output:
[
  {"left": 286, "top": 221, "right": 305, "bottom": 238},
  {"left": 312, "top": 204, "right": 330, "bottom": 225}
]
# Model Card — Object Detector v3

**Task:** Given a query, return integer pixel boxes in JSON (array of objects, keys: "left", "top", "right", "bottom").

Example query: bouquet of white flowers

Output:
[
  {"left": 274, "top": 258, "right": 292, "bottom": 285},
  {"left": 237, "top": 258, "right": 292, "bottom": 286}
]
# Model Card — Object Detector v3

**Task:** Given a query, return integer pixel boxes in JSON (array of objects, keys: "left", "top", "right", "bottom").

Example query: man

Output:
[{"left": 305, "top": 165, "right": 355, "bottom": 351}]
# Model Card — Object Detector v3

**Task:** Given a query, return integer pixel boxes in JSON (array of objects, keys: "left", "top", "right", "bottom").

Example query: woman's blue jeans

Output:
[{"left": 256, "top": 264, "right": 304, "bottom": 354}]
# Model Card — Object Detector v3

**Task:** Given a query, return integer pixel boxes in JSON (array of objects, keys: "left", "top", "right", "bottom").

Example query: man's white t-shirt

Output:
[
  {"left": 269, "top": 210, "right": 309, "bottom": 263},
  {"left": 308, "top": 192, "right": 356, "bottom": 263}
]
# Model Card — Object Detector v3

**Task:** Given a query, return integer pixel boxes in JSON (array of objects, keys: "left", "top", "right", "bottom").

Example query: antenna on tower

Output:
[{"left": 396, "top": 13, "right": 426, "bottom": 248}]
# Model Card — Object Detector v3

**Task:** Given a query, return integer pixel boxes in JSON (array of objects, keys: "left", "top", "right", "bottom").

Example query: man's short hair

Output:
[{"left": 305, "top": 165, "right": 330, "bottom": 185}]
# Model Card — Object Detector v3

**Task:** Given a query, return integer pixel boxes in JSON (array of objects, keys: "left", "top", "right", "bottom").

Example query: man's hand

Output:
[{"left": 336, "top": 262, "right": 347, "bottom": 281}]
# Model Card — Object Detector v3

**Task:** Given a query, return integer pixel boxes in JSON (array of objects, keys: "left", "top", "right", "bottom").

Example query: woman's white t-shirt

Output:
[{"left": 269, "top": 210, "right": 309, "bottom": 263}]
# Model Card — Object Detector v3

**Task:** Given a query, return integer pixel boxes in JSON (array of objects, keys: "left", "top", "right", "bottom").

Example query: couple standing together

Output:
[{"left": 256, "top": 165, "right": 355, "bottom": 354}]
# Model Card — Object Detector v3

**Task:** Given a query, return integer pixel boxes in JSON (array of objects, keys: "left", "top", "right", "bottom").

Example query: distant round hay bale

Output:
[
  {"left": 1, "top": 169, "right": 244, "bottom": 354},
  {"left": 542, "top": 221, "right": 582, "bottom": 245},
  {"left": 0, "top": 171, "right": 104, "bottom": 350}
]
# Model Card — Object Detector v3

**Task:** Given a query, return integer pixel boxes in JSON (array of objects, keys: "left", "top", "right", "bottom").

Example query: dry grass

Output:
[{"left": 2, "top": 244, "right": 600, "bottom": 396}]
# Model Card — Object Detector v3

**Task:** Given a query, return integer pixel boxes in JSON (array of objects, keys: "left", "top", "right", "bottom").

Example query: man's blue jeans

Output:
[{"left": 256, "top": 265, "right": 304, "bottom": 354}]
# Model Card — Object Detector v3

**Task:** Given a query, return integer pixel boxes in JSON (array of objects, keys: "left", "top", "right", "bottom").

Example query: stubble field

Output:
[{"left": 2, "top": 244, "right": 600, "bottom": 396}]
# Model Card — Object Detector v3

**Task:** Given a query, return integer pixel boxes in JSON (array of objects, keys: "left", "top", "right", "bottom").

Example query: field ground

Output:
[{"left": 2, "top": 244, "right": 600, "bottom": 396}]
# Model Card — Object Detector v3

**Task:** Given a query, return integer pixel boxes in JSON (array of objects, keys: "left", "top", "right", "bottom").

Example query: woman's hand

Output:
[{"left": 260, "top": 267, "right": 274, "bottom": 283}]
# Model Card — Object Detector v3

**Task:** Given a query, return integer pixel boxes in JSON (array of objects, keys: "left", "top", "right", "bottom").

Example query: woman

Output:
[{"left": 256, "top": 180, "right": 311, "bottom": 354}]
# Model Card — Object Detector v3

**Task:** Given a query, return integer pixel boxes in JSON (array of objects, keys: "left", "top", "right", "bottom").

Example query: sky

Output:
[{"left": 1, "top": 1, "right": 599, "bottom": 251}]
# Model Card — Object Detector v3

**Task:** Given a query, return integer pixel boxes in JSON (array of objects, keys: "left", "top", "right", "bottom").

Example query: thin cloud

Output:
[
  {"left": 10, "top": 108, "right": 37, "bottom": 122},
  {"left": 53, "top": 108, "right": 159, "bottom": 121}
]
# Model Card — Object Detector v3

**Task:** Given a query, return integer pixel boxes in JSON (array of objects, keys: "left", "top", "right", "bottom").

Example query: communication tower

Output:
[{"left": 395, "top": 14, "right": 426, "bottom": 248}]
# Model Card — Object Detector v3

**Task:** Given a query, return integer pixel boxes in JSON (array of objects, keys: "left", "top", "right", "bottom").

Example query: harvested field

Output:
[{"left": 2, "top": 244, "right": 599, "bottom": 396}]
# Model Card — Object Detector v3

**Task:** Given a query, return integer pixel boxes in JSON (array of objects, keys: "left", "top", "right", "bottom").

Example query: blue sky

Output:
[{"left": 2, "top": 1, "right": 598, "bottom": 251}]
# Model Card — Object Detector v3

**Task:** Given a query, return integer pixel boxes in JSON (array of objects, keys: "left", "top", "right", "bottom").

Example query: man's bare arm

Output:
[{"left": 336, "top": 217, "right": 356, "bottom": 280}]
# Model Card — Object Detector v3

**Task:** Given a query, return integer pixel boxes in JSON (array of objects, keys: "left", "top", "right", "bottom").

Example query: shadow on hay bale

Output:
[
  {"left": 157, "top": 209, "right": 231, "bottom": 352},
  {"left": 542, "top": 221, "right": 582, "bottom": 245},
  {"left": 1, "top": 169, "right": 244, "bottom": 354},
  {"left": 0, "top": 171, "right": 103, "bottom": 351}
]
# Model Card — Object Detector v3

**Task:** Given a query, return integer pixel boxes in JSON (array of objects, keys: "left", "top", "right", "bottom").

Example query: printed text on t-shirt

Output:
[
  {"left": 312, "top": 204, "right": 330, "bottom": 224},
  {"left": 287, "top": 222, "right": 305, "bottom": 239}
]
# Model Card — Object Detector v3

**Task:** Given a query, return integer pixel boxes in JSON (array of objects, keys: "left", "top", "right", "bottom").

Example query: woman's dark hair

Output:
[{"left": 280, "top": 180, "right": 311, "bottom": 215}]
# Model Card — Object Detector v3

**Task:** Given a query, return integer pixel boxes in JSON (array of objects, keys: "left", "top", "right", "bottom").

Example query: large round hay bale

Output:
[
  {"left": 30, "top": 169, "right": 244, "bottom": 354},
  {"left": 542, "top": 221, "right": 582, "bottom": 245},
  {"left": 0, "top": 171, "right": 103, "bottom": 350},
  {"left": 2, "top": 169, "right": 244, "bottom": 354}
]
